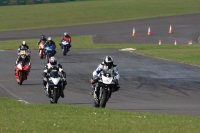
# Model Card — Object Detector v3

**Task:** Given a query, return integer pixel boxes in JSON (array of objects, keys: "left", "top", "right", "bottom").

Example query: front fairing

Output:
[
  {"left": 45, "top": 45, "right": 55, "bottom": 52},
  {"left": 47, "top": 71, "right": 62, "bottom": 88},
  {"left": 16, "top": 62, "right": 30, "bottom": 71},
  {"left": 61, "top": 41, "right": 69, "bottom": 46}
]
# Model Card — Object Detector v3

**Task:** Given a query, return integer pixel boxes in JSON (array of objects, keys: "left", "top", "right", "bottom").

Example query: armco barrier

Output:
[
  {"left": 0, "top": 0, "right": 9, "bottom": 6},
  {"left": 34, "top": 0, "right": 42, "bottom": 4},
  {"left": 0, "top": 0, "right": 79, "bottom": 6},
  {"left": 17, "top": 0, "right": 26, "bottom": 5},
  {"left": 42, "top": 0, "right": 50, "bottom": 3},
  {"left": 50, "top": 0, "right": 65, "bottom": 3},
  {"left": 9, "top": 0, "right": 17, "bottom": 5},
  {"left": 26, "top": 0, "right": 34, "bottom": 4}
]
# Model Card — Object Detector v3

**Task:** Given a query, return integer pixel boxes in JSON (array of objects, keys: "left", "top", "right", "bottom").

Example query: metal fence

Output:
[{"left": 0, "top": 0, "right": 76, "bottom": 6}]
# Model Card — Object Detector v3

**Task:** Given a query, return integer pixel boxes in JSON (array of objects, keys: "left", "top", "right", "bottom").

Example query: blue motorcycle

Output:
[
  {"left": 45, "top": 44, "right": 56, "bottom": 63},
  {"left": 60, "top": 41, "right": 69, "bottom": 56}
]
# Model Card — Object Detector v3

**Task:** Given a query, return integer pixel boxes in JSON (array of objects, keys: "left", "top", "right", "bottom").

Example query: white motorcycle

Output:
[
  {"left": 61, "top": 41, "right": 69, "bottom": 56},
  {"left": 93, "top": 71, "right": 115, "bottom": 108},
  {"left": 46, "top": 70, "right": 64, "bottom": 104}
]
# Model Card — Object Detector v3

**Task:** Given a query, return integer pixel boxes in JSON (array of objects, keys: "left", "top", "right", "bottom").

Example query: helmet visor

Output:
[{"left": 105, "top": 62, "right": 113, "bottom": 67}]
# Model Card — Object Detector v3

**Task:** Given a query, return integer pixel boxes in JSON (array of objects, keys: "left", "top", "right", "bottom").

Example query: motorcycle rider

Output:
[
  {"left": 42, "top": 56, "right": 67, "bottom": 98},
  {"left": 15, "top": 41, "right": 31, "bottom": 66},
  {"left": 45, "top": 37, "right": 56, "bottom": 56},
  {"left": 59, "top": 32, "right": 71, "bottom": 51},
  {"left": 90, "top": 56, "right": 120, "bottom": 101},
  {"left": 37, "top": 35, "right": 47, "bottom": 45},
  {"left": 37, "top": 35, "right": 47, "bottom": 51}
]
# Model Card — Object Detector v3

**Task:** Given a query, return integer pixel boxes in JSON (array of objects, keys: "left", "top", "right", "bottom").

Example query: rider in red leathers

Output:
[{"left": 59, "top": 32, "right": 71, "bottom": 51}]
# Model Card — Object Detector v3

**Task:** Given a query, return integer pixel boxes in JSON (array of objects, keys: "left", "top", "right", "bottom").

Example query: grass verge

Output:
[
  {"left": 0, "top": 0, "right": 200, "bottom": 31},
  {"left": 1, "top": 97, "right": 200, "bottom": 133}
]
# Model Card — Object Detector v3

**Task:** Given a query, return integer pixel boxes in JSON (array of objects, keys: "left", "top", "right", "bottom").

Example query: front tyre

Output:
[
  {"left": 198, "top": 36, "right": 200, "bottom": 44},
  {"left": 46, "top": 54, "right": 49, "bottom": 63},
  {"left": 100, "top": 89, "right": 108, "bottom": 108},
  {"left": 53, "top": 88, "right": 58, "bottom": 104},
  {"left": 19, "top": 71, "right": 24, "bottom": 85},
  {"left": 63, "top": 47, "right": 66, "bottom": 56},
  {"left": 39, "top": 50, "right": 43, "bottom": 59}
]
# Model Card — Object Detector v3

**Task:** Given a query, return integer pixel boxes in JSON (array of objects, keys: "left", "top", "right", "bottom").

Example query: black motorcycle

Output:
[
  {"left": 46, "top": 70, "right": 64, "bottom": 104},
  {"left": 93, "top": 72, "right": 115, "bottom": 108}
]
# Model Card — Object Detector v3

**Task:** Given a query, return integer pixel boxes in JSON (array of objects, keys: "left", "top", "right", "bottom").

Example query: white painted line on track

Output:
[
  {"left": 119, "top": 48, "right": 136, "bottom": 51},
  {"left": 18, "top": 100, "right": 29, "bottom": 104},
  {"left": 0, "top": 84, "right": 29, "bottom": 104}
]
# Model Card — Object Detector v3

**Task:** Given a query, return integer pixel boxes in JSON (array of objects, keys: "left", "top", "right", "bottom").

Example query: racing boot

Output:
[
  {"left": 93, "top": 85, "right": 100, "bottom": 104},
  {"left": 114, "top": 83, "right": 120, "bottom": 92},
  {"left": 60, "top": 81, "right": 67, "bottom": 98},
  {"left": 90, "top": 84, "right": 95, "bottom": 95},
  {"left": 47, "top": 87, "right": 52, "bottom": 98},
  {"left": 60, "top": 88, "right": 64, "bottom": 98}
]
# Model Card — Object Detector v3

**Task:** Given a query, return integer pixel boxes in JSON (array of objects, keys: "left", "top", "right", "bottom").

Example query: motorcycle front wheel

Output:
[
  {"left": 53, "top": 88, "right": 58, "bottom": 104},
  {"left": 100, "top": 89, "right": 108, "bottom": 108},
  {"left": 198, "top": 36, "right": 200, "bottom": 43},
  {"left": 46, "top": 54, "right": 49, "bottom": 63},
  {"left": 40, "top": 50, "right": 43, "bottom": 59},
  {"left": 19, "top": 71, "right": 24, "bottom": 85},
  {"left": 63, "top": 47, "right": 67, "bottom": 56}
]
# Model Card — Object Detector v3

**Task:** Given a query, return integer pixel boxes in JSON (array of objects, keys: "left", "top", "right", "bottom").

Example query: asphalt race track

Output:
[{"left": 1, "top": 14, "right": 200, "bottom": 116}]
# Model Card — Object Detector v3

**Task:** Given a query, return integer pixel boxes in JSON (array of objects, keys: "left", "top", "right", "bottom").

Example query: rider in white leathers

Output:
[
  {"left": 42, "top": 56, "right": 67, "bottom": 98},
  {"left": 90, "top": 56, "right": 120, "bottom": 100}
]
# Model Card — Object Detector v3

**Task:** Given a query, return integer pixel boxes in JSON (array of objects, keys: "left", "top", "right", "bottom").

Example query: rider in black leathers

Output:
[{"left": 42, "top": 56, "right": 67, "bottom": 98}]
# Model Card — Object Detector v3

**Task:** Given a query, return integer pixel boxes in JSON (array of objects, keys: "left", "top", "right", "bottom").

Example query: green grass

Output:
[
  {"left": 0, "top": 0, "right": 200, "bottom": 31},
  {"left": 1, "top": 98, "right": 200, "bottom": 133}
]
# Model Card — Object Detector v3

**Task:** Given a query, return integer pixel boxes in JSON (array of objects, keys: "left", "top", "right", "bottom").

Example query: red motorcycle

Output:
[
  {"left": 15, "top": 49, "right": 31, "bottom": 85},
  {"left": 38, "top": 41, "right": 46, "bottom": 59}
]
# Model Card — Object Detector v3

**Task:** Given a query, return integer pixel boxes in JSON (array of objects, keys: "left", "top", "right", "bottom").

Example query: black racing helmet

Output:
[
  {"left": 49, "top": 56, "right": 57, "bottom": 66},
  {"left": 41, "top": 35, "right": 45, "bottom": 39},
  {"left": 104, "top": 56, "right": 113, "bottom": 68}
]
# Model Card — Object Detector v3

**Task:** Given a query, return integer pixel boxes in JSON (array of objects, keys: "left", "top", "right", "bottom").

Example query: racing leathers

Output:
[
  {"left": 90, "top": 62, "right": 120, "bottom": 99},
  {"left": 37, "top": 38, "right": 47, "bottom": 45},
  {"left": 59, "top": 35, "right": 71, "bottom": 51},
  {"left": 15, "top": 45, "right": 31, "bottom": 66},
  {"left": 42, "top": 63, "right": 67, "bottom": 98},
  {"left": 37, "top": 38, "right": 47, "bottom": 52},
  {"left": 45, "top": 40, "right": 57, "bottom": 56}
]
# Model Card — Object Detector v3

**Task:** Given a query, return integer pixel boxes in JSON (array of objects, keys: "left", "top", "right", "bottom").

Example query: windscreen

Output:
[{"left": 49, "top": 71, "right": 59, "bottom": 78}]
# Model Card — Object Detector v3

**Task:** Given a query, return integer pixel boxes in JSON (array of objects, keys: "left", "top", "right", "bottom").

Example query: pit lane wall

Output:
[{"left": 0, "top": 0, "right": 77, "bottom": 6}]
